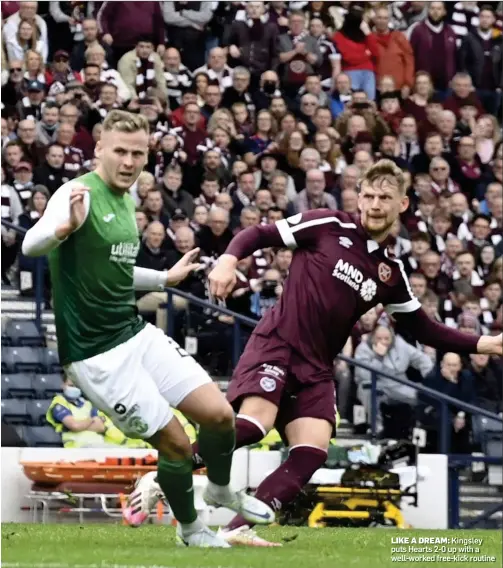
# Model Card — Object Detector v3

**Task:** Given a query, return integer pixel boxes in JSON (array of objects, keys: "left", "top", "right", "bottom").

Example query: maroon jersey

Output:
[
  {"left": 228, "top": 210, "right": 420, "bottom": 378},
  {"left": 226, "top": 209, "right": 480, "bottom": 382}
]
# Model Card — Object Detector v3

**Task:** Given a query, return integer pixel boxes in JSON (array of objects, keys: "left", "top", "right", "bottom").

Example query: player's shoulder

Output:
[{"left": 285, "top": 209, "right": 358, "bottom": 228}]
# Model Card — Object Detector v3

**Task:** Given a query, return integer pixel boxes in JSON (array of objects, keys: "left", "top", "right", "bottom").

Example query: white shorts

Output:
[{"left": 64, "top": 323, "right": 212, "bottom": 439}]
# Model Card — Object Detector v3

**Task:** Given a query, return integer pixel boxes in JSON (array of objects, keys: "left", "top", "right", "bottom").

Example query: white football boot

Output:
[
  {"left": 122, "top": 471, "right": 164, "bottom": 527},
  {"left": 217, "top": 525, "right": 282, "bottom": 547},
  {"left": 176, "top": 523, "right": 231, "bottom": 548},
  {"left": 203, "top": 484, "right": 275, "bottom": 525}
]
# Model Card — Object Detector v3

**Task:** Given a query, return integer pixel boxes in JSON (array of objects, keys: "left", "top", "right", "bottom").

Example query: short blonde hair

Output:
[
  {"left": 85, "top": 43, "right": 106, "bottom": 59},
  {"left": 360, "top": 159, "right": 407, "bottom": 196},
  {"left": 102, "top": 110, "right": 150, "bottom": 135},
  {"left": 137, "top": 171, "right": 155, "bottom": 187}
]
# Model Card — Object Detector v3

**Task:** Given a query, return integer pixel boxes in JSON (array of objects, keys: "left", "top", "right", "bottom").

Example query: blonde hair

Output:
[
  {"left": 102, "top": 110, "right": 150, "bottom": 134},
  {"left": 24, "top": 49, "right": 44, "bottom": 74},
  {"left": 361, "top": 159, "right": 407, "bottom": 196},
  {"left": 137, "top": 171, "right": 155, "bottom": 187},
  {"left": 85, "top": 43, "right": 106, "bottom": 60}
]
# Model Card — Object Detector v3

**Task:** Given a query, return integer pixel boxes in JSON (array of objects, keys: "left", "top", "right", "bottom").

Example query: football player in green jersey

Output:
[{"left": 22, "top": 110, "right": 274, "bottom": 547}]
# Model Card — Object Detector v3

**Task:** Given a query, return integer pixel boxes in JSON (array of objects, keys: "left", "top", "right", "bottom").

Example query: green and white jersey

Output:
[{"left": 22, "top": 172, "right": 166, "bottom": 366}]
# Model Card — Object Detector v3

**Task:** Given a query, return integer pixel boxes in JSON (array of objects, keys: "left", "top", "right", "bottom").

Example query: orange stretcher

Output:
[{"left": 21, "top": 455, "right": 159, "bottom": 485}]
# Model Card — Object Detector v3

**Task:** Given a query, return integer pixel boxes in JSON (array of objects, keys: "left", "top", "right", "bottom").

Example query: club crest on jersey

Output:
[
  {"left": 260, "top": 377, "right": 276, "bottom": 392},
  {"left": 332, "top": 259, "right": 377, "bottom": 302},
  {"left": 378, "top": 262, "right": 392, "bottom": 283},
  {"left": 339, "top": 236, "right": 353, "bottom": 249}
]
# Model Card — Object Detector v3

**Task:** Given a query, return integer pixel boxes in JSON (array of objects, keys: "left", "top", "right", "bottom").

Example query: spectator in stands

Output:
[
  {"left": 333, "top": 3, "right": 378, "bottom": 101},
  {"left": 420, "top": 352, "right": 476, "bottom": 453},
  {"left": 277, "top": 9, "right": 320, "bottom": 99},
  {"left": 70, "top": 17, "right": 114, "bottom": 71},
  {"left": 250, "top": 267, "right": 283, "bottom": 318},
  {"left": 198, "top": 206, "right": 233, "bottom": 259},
  {"left": 354, "top": 324, "right": 434, "bottom": 435},
  {"left": 159, "top": 166, "right": 194, "bottom": 219},
  {"left": 46, "top": 375, "right": 150, "bottom": 448},
  {"left": 5, "top": 17, "right": 47, "bottom": 63},
  {"left": 32, "top": 143, "right": 68, "bottom": 194},
  {"left": 410, "top": 2, "right": 457, "bottom": 99},
  {"left": 373, "top": 5, "right": 415, "bottom": 99},
  {"left": 135, "top": 220, "right": 172, "bottom": 330},
  {"left": 17, "top": 79, "right": 45, "bottom": 121},
  {"left": 294, "top": 168, "right": 337, "bottom": 213},
  {"left": 224, "top": 2, "right": 278, "bottom": 88},
  {"left": 454, "top": 251, "right": 484, "bottom": 295},
  {"left": 3, "top": 2, "right": 48, "bottom": 63},
  {"left": 163, "top": 2, "right": 215, "bottom": 72},
  {"left": 459, "top": 5, "right": 503, "bottom": 116},
  {"left": 98, "top": 1, "right": 166, "bottom": 64},
  {"left": 118, "top": 38, "right": 168, "bottom": 103}
]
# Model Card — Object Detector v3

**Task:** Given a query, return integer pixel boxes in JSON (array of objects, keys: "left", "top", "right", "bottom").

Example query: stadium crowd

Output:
[{"left": 1, "top": 0, "right": 502, "bottom": 452}]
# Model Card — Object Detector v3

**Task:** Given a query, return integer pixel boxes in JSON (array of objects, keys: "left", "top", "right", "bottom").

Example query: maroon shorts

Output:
[{"left": 226, "top": 332, "right": 337, "bottom": 440}]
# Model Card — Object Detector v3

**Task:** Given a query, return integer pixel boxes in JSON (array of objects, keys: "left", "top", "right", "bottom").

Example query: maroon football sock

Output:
[
  {"left": 226, "top": 445, "right": 327, "bottom": 531},
  {"left": 192, "top": 414, "right": 266, "bottom": 471}
]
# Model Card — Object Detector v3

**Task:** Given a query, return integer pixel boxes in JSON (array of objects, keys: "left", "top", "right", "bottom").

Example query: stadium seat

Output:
[
  {"left": 1, "top": 347, "right": 44, "bottom": 373},
  {"left": 34, "top": 374, "right": 63, "bottom": 398},
  {"left": 1, "top": 374, "right": 36, "bottom": 399},
  {"left": 3, "top": 319, "right": 44, "bottom": 347},
  {"left": 1, "top": 399, "right": 31, "bottom": 425},
  {"left": 42, "top": 348, "right": 62, "bottom": 373},
  {"left": 22, "top": 426, "right": 62, "bottom": 447},
  {"left": 27, "top": 400, "right": 51, "bottom": 426}
]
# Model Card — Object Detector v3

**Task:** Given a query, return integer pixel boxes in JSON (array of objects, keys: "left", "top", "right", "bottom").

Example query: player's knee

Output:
[
  {"left": 200, "top": 401, "right": 235, "bottom": 431},
  {"left": 150, "top": 422, "right": 192, "bottom": 461}
]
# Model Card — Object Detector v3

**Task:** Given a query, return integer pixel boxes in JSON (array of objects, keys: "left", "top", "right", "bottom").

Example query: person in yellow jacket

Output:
[{"left": 46, "top": 377, "right": 151, "bottom": 449}]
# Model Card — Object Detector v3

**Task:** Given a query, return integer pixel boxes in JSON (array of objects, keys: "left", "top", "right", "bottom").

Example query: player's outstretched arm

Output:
[
  {"left": 22, "top": 183, "right": 90, "bottom": 257},
  {"left": 393, "top": 309, "right": 503, "bottom": 356},
  {"left": 208, "top": 209, "right": 343, "bottom": 299},
  {"left": 133, "top": 248, "right": 202, "bottom": 291}
]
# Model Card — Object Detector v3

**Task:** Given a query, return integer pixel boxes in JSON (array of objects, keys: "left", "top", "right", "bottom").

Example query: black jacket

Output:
[
  {"left": 459, "top": 31, "right": 503, "bottom": 89},
  {"left": 33, "top": 163, "right": 69, "bottom": 195}
]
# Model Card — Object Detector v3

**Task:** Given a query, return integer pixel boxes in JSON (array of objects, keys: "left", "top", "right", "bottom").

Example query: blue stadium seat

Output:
[
  {"left": 1, "top": 399, "right": 31, "bottom": 425},
  {"left": 3, "top": 319, "right": 44, "bottom": 347},
  {"left": 1, "top": 374, "right": 36, "bottom": 399},
  {"left": 21, "top": 426, "right": 62, "bottom": 447},
  {"left": 27, "top": 400, "right": 51, "bottom": 425},
  {"left": 1, "top": 346, "right": 12, "bottom": 372},
  {"left": 1, "top": 347, "right": 44, "bottom": 373},
  {"left": 42, "top": 348, "right": 62, "bottom": 373},
  {"left": 34, "top": 374, "right": 63, "bottom": 398}
]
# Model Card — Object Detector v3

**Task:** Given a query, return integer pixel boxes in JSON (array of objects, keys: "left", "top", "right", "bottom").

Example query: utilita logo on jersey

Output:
[
  {"left": 332, "top": 259, "right": 377, "bottom": 302},
  {"left": 109, "top": 242, "right": 140, "bottom": 265}
]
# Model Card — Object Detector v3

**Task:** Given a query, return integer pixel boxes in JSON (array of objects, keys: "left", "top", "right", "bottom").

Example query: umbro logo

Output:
[
  {"left": 103, "top": 213, "right": 115, "bottom": 223},
  {"left": 339, "top": 236, "right": 353, "bottom": 249}
]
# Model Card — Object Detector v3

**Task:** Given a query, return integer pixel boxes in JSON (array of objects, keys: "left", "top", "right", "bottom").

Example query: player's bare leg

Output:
[
  {"left": 124, "top": 415, "right": 230, "bottom": 547},
  {"left": 178, "top": 384, "right": 275, "bottom": 525},
  {"left": 220, "top": 416, "right": 331, "bottom": 547},
  {"left": 192, "top": 395, "right": 278, "bottom": 466}
]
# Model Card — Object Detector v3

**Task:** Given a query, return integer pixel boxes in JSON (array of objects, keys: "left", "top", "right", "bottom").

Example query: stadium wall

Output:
[{"left": 1, "top": 448, "right": 448, "bottom": 528}]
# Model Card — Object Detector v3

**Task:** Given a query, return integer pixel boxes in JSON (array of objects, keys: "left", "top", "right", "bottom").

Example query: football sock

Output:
[
  {"left": 192, "top": 414, "right": 266, "bottom": 471},
  {"left": 157, "top": 454, "right": 197, "bottom": 524},
  {"left": 225, "top": 445, "right": 327, "bottom": 531},
  {"left": 197, "top": 424, "right": 236, "bottom": 486}
]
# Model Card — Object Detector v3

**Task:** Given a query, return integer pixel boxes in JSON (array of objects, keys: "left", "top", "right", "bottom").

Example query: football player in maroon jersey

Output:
[{"left": 205, "top": 160, "right": 502, "bottom": 546}]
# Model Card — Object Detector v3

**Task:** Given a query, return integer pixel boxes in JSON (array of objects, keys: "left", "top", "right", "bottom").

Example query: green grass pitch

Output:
[{"left": 1, "top": 524, "right": 502, "bottom": 568}]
